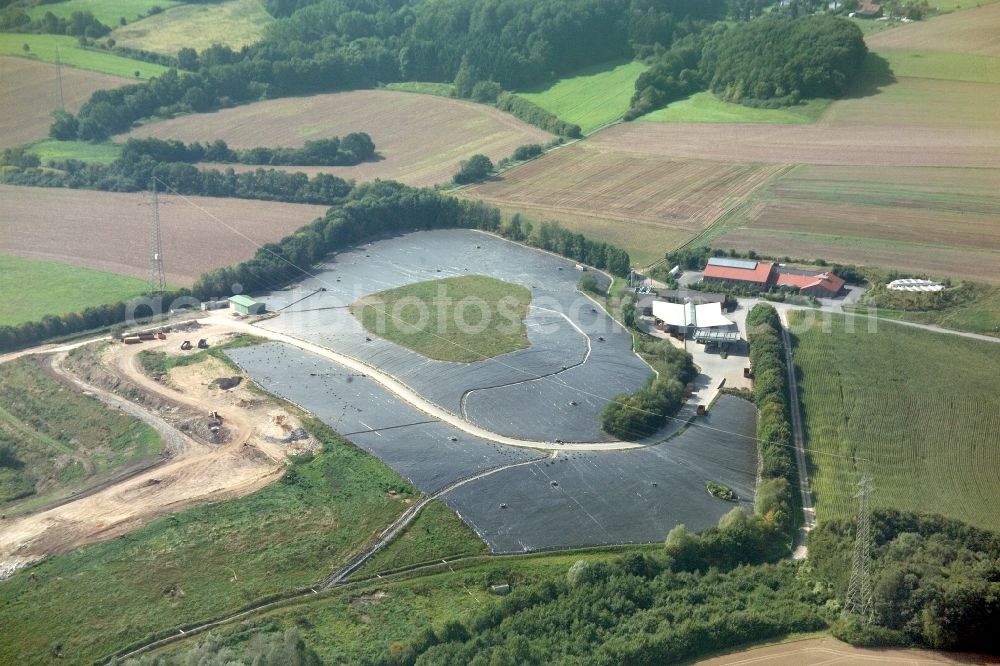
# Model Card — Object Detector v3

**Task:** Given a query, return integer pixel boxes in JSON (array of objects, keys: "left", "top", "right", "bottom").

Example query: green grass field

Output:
[
  {"left": 790, "top": 311, "right": 1000, "bottom": 532},
  {"left": 0, "top": 412, "right": 420, "bottom": 664},
  {"left": 25, "top": 0, "right": 182, "bottom": 26},
  {"left": 352, "top": 275, "right": 532, "bottom": 363},
  {"left": 0, "top": 255, "right": 150, "bottom": 327},
  {"left": 110, "top": 0, "right": 272, "bottom": 54},
  {"left": 385, "top": 81, "right": 456, "bottom": 98},
  {"left": 640, "top": 92, "right": 832, "bottom": 124},
  {"left": 519, "top": 60, "right": 647, "bottom": 134},
  {"left": 0, "top": 356, "right": 161, "bottom": 513},
  {"left": 27, "top": 139, "right": 123, "bottom": 164},
  {"left": 874, "top": 49, "right": 1000, "bottom": 83},
  {"left": 354, "top": 500, "right": 488, "bottom": 577},
  {"left": 0, "top": 33, "right": 168, "bottom": 78}
]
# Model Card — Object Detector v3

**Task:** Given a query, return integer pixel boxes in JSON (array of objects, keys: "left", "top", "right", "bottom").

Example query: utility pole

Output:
[
  {"left": 844, "top": 465, "right": 875, "bottom": 624},
  {"left": 148, "top": 179, "right": 166, "bottom": 294}
]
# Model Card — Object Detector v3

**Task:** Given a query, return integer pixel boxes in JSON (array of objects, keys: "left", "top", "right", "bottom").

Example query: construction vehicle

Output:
[
  {"left": 197, "top": 339, "right": 209, "bottom": 349},
  {"left": 180, "top": 340, "right": 193, "bottom": 350}
]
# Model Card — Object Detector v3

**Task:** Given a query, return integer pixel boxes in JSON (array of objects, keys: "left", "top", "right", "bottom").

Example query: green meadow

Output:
[
  {"left": 0, "top": 255, "right": 149, "bottom": 327},
  {"left": 519, "top": 60, "right": 647, "bottom": 134},
  {"left": 0, "top": 33, "right": 169, "bottom": 78}
]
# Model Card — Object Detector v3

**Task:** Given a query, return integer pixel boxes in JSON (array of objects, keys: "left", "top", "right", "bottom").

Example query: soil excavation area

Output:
[
  {"left": 0, "top": 324, "right": 317, "bottom": 577},
  {"left": 125, "top": 90, "right": 553, "bottom": 187},
  {"left": 0, "top": 57, "right": 130, "bottom": 150},
  {"left": 0, "top": 185, "right": 328, "bottom": 285}
]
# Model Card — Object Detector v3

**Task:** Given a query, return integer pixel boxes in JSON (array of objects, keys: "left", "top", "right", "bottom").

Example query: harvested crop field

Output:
[
  {"left": 0, "top": 185, "right": 327, "bottom": 286},
  {"left": 125, "top": 90, "right": 553, "bottom": 187},
  {"left": 819, "top": 77, "right": 1000, "bottom": 129},
  {"left": 461, "top": 143, "right": 785, "bottom": 262},
  {"left": 110, "top": 0, "right": 273, "bottom": 55},
  {"left": 0, "top": 57, "right": 129, "bottom": 150},
  {"left": 709, "top": 164, "right": 1000, "bottom": 282},
  {"left": 866, "top": 2, "right": 1000, "bottom": 56},
  {"left": 587, "top": 121, "right": 1000, "bottom": 168}
]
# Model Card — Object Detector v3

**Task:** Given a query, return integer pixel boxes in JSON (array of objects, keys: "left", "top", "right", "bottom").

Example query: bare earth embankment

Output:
[
  {"left": 0, "top": 327, "right": 316, "bottom": 575},
  {"left": 125, "top": 90, "right": 553, "bottom": 187},
  {"left": 0, "top": 185, "right": 328, "bottom": 285},
  {"left": 0, "top": 57, "right": 129, "bottom": 150}
]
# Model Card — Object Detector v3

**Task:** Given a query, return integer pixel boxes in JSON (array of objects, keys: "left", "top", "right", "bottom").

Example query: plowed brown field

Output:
[
  {"left": 460, "top": 143, "right": 785, "bottom": 265},
  {"left": 0, "top": 57, "right": 129, "bottom": 150},
  {"left": 867, "top": 2, "right": 1000, "bottom": 55},
  {"left": 125, "top": 90, "right": 553, "bottom": 187},
  {"left": 587, "top": 121, "right": 1000, "bottom": 168},
  {"left": 0, "top": 185, "right": 328, "bottom": 285}
]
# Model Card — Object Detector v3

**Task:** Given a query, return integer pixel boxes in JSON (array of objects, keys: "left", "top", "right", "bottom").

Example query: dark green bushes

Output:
[
  {"left": 701, "top": 15, "right": 866, "bottom": 105},
  {"left": 745, "top": 304, "right": 797, "bottom": 538},
  {"left": 601, "top": 339, "right": 695, "bottom": 440},
  {"left": 121, "top": 135, "right": 377, "bottom": 167},
  {"left": 496, "top": 93, "right": 582, "bottom": 138},
  {"left": 452, "top": 154, "right": 493, "bottom": 184},
  {"left": 384, "top": 553, "right": 830, "bottom": 665},
  {"left": 511, "top": 143, "right": 543, "bottom": 161},
  {"left": 811, "top": 510, "right": 1000, "bottom": 651}
]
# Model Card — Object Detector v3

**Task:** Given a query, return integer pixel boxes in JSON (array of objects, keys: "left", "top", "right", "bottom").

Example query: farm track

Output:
[{"left": 0, "top": 330, "right": 299, "bottom": 576}]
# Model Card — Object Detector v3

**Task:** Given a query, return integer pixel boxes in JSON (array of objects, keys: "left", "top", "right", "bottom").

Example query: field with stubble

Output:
[
  {"left": 0, "top": 57, "right": 129, "bottom": 150},
  {"left": 0, "top": 185, "right": 328, "bottom": 286},
  {"left": 707, "top": 165, "right": 1000, "bottom": 282},
  {"left": 125, "top": 90, "right": 553, "bottom": 187},
  {"left": 461, "top": 143, "right": 786, "bottom": 266}
]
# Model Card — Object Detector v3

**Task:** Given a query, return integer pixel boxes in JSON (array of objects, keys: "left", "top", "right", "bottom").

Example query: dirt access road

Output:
[{"left": 0, "top": 324, "right": 315, "bottom": 578}]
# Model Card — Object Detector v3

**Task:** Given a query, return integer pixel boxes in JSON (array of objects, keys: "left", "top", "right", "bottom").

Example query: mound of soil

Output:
[{"left": 212, "top": 376, "right": 242, "bottom": 390}]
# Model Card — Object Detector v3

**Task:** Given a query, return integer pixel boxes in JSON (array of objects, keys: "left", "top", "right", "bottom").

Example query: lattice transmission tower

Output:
[
  {"left": 843, "top": 466, "right": 875, "bottom": 624},
  {"left": 148, "top": 179, "right": 166, "bottom": 294}
]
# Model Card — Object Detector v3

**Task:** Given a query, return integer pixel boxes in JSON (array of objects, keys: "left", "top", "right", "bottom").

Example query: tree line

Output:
[
  {"left": 0, "top": 9, "right": 110, "bottom": 37},
  {"left": 54, "top": 0, "right": 731, "bottom": 141},
  {"left": 193, "top": 181, "right": 632, "bottom": 298},
  {"left": 601, "top": 338, "right": 695, "bottom": 440},
  {"left": 0, "top": 153, "right": 353, "bottom": 206},
  {"left": 121, "top": 134, "right": 377, "bottom": 167},
  {"left": 383, "top": 537, "right": 828, "bottom": 665}
]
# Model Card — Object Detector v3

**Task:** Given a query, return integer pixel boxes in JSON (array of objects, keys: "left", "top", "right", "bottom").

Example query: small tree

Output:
[
  {"left": 22, "top": 43, "right": 29, "bottom": 53},
  {"left": 452, "top": 154, "right": 493, "bottom": 184},
  {"left": 578, "top": 271, "right": 600, "bottom": 294}
]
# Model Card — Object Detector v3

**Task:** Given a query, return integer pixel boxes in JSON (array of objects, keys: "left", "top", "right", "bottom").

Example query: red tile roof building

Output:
[
  {"left": 702, "top": 257, "right": 845, "bottom": 296},
  {"left": 774, "top": 271, "right": 845, "bottom": 296},
  {"left": 703, "top": 258, "right": 776, "bottom": 287}
]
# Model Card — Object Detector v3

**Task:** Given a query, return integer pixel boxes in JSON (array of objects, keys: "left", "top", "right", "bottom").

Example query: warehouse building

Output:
[{"left": 703, "top": 257, "right": 775, "bottom": 289}]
